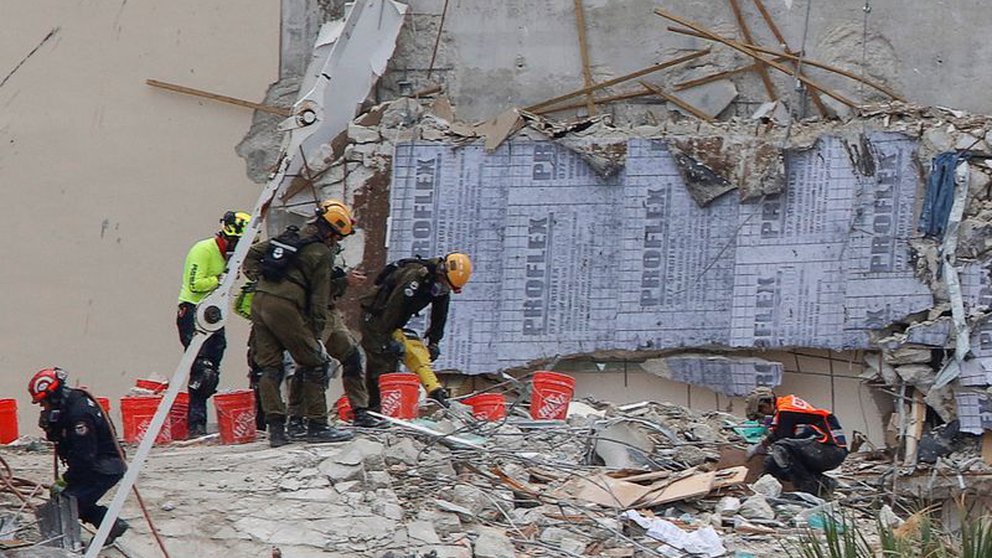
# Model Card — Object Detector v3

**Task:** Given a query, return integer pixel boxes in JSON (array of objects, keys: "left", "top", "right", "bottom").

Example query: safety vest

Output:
[{"left": 772, "top": 395, "right": 847, "bottom": 448}]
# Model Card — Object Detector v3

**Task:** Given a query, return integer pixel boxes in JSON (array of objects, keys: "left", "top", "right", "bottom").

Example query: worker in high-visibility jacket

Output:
[
  {"left": 744, "top": 387, "right": 848, "bottom": 497},
  {"left": 176, "top": 211, "right": 250, "bottom": 438}
]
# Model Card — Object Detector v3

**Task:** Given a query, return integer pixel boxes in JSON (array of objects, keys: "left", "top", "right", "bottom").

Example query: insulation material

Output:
[
  {"left": 647, "top": 355, "right": 783, "bottom": 397},
  {"left": 388, "top": 134, "right": 932, "bottom": 374}
]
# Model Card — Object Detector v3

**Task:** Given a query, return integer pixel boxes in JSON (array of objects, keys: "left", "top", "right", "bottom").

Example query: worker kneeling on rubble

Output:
[
  {"left": 360, "top": 253, "right": 472, "bottom": 410},
  {"left": 29, "top": 368, "right": 129, "bottom": 544},
  {"left": 745, "top": 387, "right": 848, "bottom": 497},
  {"left": 243, "top": 199, "right": 356, "bottom": 447}
]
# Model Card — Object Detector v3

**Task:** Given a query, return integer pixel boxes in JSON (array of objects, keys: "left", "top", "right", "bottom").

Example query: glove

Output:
[
  {"left": 746, "top": 443, "right": 766, "bottom": 460},
  {"left": 387, "top": 339, "right": 405, "bottom": 356},
  {"left": 427, "top": 343, "right": 441, "bottom": 362},
  {"left": 50, "top": 478, "right": 66, "bottom": 497}
]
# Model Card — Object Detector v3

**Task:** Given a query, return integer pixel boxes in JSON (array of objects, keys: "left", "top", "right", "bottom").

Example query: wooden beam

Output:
[
  {"left": 655, "top": 10, "right": 858, "bottom": 108},
  {"left": 749, "top": 0, "right": 828, "bottom": 116},
  {"left": 146, "top": 79, "right": 291, "bottom": 117},
  {"left": 573, "top": 0, "right": 597, "bottom": 115},
  {"left": 639, "top": 80, "right": 714, "bottom": 122},
  {"left": 665, "top": 25, "right": 904, "bottom": 101},
  {"left": 673, "top": 57, "right": 787, "bottom": 91},
  {"left": 533, "top": 87, "right": 654, "bottom": 114},
  {"left": 524, "top": 48, "right": 711, "bottom": 113},
  {"left": 728, "top": 0, "right": 778, "bottom": 101}
]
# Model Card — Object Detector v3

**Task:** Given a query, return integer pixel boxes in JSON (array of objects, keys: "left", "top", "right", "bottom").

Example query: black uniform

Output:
[{"left": 45, "top": 389, "right": 127, "bottom": 528}]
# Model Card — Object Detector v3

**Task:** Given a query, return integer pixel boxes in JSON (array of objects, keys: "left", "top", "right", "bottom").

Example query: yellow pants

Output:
[{"left": 391, "top": 329, "right": 443, "bottom": 394}]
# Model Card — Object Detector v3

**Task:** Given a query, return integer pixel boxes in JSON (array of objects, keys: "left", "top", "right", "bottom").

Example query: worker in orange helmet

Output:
[{"left": 744, "top": 387, "right": 848, "bottom": 497}]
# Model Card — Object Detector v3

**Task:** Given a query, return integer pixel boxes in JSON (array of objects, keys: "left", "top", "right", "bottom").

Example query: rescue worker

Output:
[
  {"left": 176, "top": 210, "right": 250, "bottom": 437},
  {"left": 744, "top": 387, "right": 848, "bottom": 497},
  {"left": 243, "top": 199, "right": 356, "bottom": 447},
  {"left": 360, "top": 253, "right": 472, "bottom": 410},
  {"left": 285, "top": 264, "right": 387, "bottom": 439},
  {"left": 29, "top": 368, "right": 129, "bottom": 545}
]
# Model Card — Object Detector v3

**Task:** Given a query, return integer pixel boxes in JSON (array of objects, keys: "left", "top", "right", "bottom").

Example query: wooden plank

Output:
[
  {"left": 557, "top": 473, "right": 656, "bottom": 508},
  {"left": 146, "top": 79, "right": 291, "bottom": 117},
  {"left": 523, "top": 48, "right": 711, "bottom": 113},
  {"left": 655, "top": 10, "right": 860, "bottom": 108},
  {"left": 903, "top": 389, "right": 926, "bottom": 466},
  {"left": 533, "top": 87, "right": 654, "bottom": 114},
  {"left": 727, "top": 0, "right": 777, "bottom": 100},
  {"left": 573, "top": 0, "right": 597, "bottom": 114},
  {"left": 639, "top": 80, "right": 715, "bottom": 122},
  {"left": 982, "top": 431, "right": 992, "bottom": 466},
  {"left": 711, "top": 466, "right": 748, "bottom": 489},
  {"left": 664, "top": 24, "right": 903, "bottom": 101},
  {"left": 634, "top": 470, "right": 716, "bottom": 508},
  {"left": 610, "top": 469, "right": 673, "bottom": 484}
]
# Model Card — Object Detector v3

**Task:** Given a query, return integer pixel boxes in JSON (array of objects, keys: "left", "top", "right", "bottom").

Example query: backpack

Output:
[
  {"left": 260, "top": 226, "right": 319, "bottom": 282},
  {"left": 365, "top": 257, "right": 433, "bottom": 314}
]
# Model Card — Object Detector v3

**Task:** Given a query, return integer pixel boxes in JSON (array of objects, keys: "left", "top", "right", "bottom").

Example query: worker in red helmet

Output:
[
  {"left": 744, "top": 387, "right": 848, "bottom": 497},
  {"left": 28, "top": 368, "right": 129, "bottom": 545}
]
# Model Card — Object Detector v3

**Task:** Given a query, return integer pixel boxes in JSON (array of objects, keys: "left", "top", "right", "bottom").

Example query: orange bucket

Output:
[
  {"left": 120, "top": 395, "right": 172, "bottom": 445},
  {"left": 463, "top": 393, "right": 507, "bottom": 421},
  {"left": 170, "top": 392, "right": 189, "bottom": 440},
  {"left": 135, "top": 378, "right": 168, "bottom": 393},
  {"left": 336, "top": 395, "right": 355, "bottom": 422},
  {"left": 0, "top": 399, "right": 18, "bottom": 444},
  {"left": 214, "top": 390, "right": 257, "bottom": 444},
  {"left": 379, "top": 373, "right": 420, "bottom": 419},
  {"left": 529, "top": 371, "right": 575, "bottom": 420},
  {"left": 96, "top": 397, "right": 111, "bottom": 416}
]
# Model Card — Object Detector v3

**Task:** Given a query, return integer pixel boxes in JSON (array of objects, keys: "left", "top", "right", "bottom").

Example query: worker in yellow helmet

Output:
[
  {"left": 177, "top": 210, "right": 250, "bottom": 438},
  {"left": 360, "top": 253, "right": 472, "bottom": 410}
]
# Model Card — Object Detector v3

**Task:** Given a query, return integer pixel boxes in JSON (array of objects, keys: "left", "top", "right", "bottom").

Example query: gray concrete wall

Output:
[{"left": 379, "top": 0, "right": 992, "bottom": 122}]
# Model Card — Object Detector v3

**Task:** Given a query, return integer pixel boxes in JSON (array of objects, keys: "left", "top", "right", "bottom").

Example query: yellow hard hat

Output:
[
  {"left": 317, "top": 199, "right": 355, "bottom": 237},
  {"left": 221, "top": 211, "right": 251, "bottom": 237},
  {"left": 442, "top": 252, "right": 472, "bottom": 293}
]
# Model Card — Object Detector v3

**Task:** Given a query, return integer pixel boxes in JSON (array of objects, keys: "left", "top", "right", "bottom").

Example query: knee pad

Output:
[
  {"left": 341, "top": 349, "right": 364, "bottom": 379},
  {"left": 189, "top": 358, "right": 219, "bottom": 396},
  {"left": 301, "top": 366, "right": 328, "bottom": 386}
]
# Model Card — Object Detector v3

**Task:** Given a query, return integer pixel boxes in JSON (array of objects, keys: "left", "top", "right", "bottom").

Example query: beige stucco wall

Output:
[{"left": 0, "top": 1, "right": 279, "bottom": 430}]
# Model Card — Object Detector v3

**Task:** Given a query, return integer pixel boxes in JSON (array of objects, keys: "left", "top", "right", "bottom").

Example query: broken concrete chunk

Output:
[
  {"left": 879, "top": 504, "right": 904, "bottom": 529},
  {"left": 670, "top": 79, "right": 737, "bottom": 120},
  {"left": 473, "top": 526, "right": 515, "bottom": 558},
  {"left": 348, "top": 122, "right": 381, "bottom": 144},
  {"left": 738, "top": 495, "right": 776, "bottom": 521},
  {"left": 594, "top": 421, "right": 655, "bottom": 469},
  {"left": 319, "top": 458, "right": 365, "bottom": 483},
  {"left": 406, "top": 520, "right": 441, "bottom": 544},
  {"left": 895, "top": 364, "right": 936, "bottom": 387},
  {"left": 716, "top": 496, "right": 742, "bottom": 515},
  {"left": 749, "top": 475, "right": 783, "bottom": 499},
  {"left": 884, "top": 347, "right": 932, "bottom": 365},
  {"left": 384, "top": 436, "right": 423, "bottom": 466},
  {"left": 751, "top": 100, "right": 791, "bottom": 126}
]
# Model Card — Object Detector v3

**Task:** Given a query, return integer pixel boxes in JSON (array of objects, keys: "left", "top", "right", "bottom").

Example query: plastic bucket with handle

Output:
[
  {"left": 463, "top": 393, "right": 507, "bottom": 421},
  {"left": 214, "top": 390, "right": 257, "bottom": 444},
  {"left": 0, "top": 399, "right": 18, "bottom": 444},
  {"left": 529, "top": 371, "right": 575, "bottom": 420},
  {"left": 378, "top": 373, "right": 420, "bottom": 419}
]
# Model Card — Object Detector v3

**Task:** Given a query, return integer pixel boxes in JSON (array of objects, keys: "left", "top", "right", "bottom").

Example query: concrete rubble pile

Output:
[{"left": 1, "top": 397, "right": 892, "bottom": 558}]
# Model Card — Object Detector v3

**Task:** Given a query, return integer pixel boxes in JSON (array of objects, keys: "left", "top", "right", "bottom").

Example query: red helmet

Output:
[{"left": 28, "top": 367, "right": 66, "bottom": 404}]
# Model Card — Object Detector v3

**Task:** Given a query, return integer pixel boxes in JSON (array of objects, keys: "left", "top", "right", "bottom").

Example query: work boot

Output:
[
  {"left": 268, "top": 418, "right": 290, "bottom": 448},
  {"left": 286, "top": 416, "right": 307, "bottom": 441},
  {"left": 352, "top": 408, "right": 388, "bottom": 428},
  {"left": 428, "top": 387, "right": 450, "bottom": 408},
  {"left": 307, "top": 421, "right": 354, "bottom": 444},
  {"left": 188, "top": 424, "right": 207, "bottom": 439},
  {"left": 105, "top": 518, "right": 129, "bottom": 545}
]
